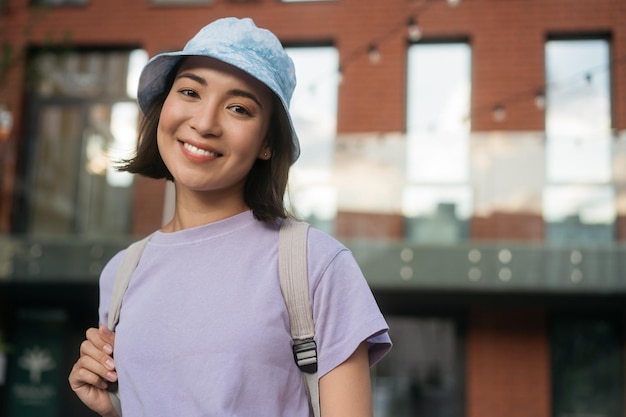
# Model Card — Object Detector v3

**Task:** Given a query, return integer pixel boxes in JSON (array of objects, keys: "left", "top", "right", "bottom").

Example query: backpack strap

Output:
[
  {"left": 278, "top": 218, "right": 320, "bottom": 417},
  {"left": 107, "top": 235, "right": 152, "bottom": 331},
  {"left": 106, "top": 234, "right": 152, "bottom": 417}
]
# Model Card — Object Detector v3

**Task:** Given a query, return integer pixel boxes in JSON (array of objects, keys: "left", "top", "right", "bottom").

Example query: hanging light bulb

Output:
[
  {"left": 337, "top": 66, "right": 344, "bottom": 84},
  {"left": 447, "top": 0, "right": 460, "bottom": 6},
  {"left": 534, "top": 90, "right": 546, "bottom": 109},
  {"left": 368, "top": 44, "right": 381, "bottom": 64},
  {"left": 407, "top": 17, "right": 422, "bottom": 42},
  {"left": 492, "top": 104, "right": 506, "bottom": 122}
]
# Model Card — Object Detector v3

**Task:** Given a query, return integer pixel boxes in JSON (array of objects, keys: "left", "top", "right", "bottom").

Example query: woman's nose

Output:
[{"left": 189, "top": 103, "right": 223, "bottom": 137}]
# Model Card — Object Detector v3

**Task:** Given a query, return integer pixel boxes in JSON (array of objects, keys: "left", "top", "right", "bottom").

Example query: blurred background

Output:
[{"left": 0, "top": 0, "right": 625, "bottom": 416}]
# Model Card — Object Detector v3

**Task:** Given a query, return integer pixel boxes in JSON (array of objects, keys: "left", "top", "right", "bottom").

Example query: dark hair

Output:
[{"left": 118, "top": 59, "right": 296, "bottom": 223}]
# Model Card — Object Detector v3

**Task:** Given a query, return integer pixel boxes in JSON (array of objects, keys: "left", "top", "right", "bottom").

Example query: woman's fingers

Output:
[
  {"left": 76, "top": 348, "right": 117, "bottom": 382},
  {"left": 70, "top": 359, "right": 110, "bottom": 390},
  {"left": 68, "top": 326, "right": 118, "bottom": 417},
  {"left": 68, "top": 361, "right": 116, "bottom": 416},
  {"left": 78, "top": 337, "right": 117, "bottom": 381}
]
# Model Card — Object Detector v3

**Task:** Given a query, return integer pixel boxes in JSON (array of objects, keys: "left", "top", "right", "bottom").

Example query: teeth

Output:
[{"left": 184, "top": 142, "right": 219, "bottom": 157}]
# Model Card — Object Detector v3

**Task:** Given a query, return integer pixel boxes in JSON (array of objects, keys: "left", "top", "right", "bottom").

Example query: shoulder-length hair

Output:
[{"left": 118, "top": 59, "right": 296, "bottom": 223}]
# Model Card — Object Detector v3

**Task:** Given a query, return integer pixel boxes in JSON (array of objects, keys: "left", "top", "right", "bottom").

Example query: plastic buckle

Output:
[{"left": 293, "top": 338, "right": 318, "bottom": 374}]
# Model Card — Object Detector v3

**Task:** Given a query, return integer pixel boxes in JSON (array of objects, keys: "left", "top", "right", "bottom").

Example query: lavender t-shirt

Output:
[{"left": 98, "top": 211, "right": 391, "bottom": 416}]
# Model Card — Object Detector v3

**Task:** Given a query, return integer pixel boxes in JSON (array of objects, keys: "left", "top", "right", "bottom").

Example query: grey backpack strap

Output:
[
  {"left": 279, "top": 218, "right": 320, "bottom": 417},
  {"left": 106, "top": 234, "right": 152, "bottom": 417}
]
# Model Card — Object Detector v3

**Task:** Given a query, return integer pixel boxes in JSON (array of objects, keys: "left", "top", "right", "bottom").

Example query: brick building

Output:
[{"left": 0, "top": 0, "right": 625, "bottom": 416}]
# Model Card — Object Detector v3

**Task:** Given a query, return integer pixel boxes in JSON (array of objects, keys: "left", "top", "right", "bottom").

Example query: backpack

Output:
[{"left": 106, "top": 218, "right": 320, "bottom": 417}]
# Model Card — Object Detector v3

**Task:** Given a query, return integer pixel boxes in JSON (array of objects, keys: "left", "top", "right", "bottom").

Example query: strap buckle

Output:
[{"left": 293, "top": 338, "right": 318, "bottom": 374}]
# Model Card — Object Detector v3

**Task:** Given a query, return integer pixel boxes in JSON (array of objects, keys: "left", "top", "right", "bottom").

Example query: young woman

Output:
[{"left": 68, "top": 17, "right": 391, "bottom": 417}]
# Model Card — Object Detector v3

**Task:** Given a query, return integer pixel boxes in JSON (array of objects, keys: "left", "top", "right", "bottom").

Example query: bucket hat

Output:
[{"left": 137, "top": 17, "right": 300, "bottom": 161}]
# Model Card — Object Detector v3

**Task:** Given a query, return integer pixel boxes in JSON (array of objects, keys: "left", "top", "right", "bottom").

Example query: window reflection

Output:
[
  {"left": 405, "top": 42, "right": 471, "bottom": 243},
  {"left": 406, "top": 43, "right": 471, "bottom": 183},
  {"left": 545, "top": 39, "right": 612, "bottom": 183},
  {"left": 546, "top": 40, "right": 611, "bottom": 137},
  {"left": 372, "top": 316, "right": 465, "bottom": 417},
  {"left": 544, "top": 38, "right": 614, "bottom": 243},
  {"left": 551, "top": 317, "right": 624, "bottom": 417},
  {"left": 543, "top": 185, "right": 615, "bottom": 243},
  {"left": 107, "top": 103, "right": 139, "bottom": 188},
  {"left": 403, "top": 186, "right": 471, "bottom": 244},
  {"left": 286, "top": 46, "right": 339, "bottom": 232},
  {"left": 545, "top": 39, "right": 611, "bottom": 183},
  {"left": 546, "top": 133, "right": 612, "bottom": 183},
  {"left": 22, "top": 49, "right": 147, "bottom": 237}
]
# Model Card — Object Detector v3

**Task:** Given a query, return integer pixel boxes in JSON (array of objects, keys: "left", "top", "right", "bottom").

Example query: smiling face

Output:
[{"left": 157, "top": 56, "right": 273, "bottom": 203}]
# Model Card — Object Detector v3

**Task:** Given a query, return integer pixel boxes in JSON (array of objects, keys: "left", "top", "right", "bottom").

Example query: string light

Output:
[
  {"left": 407, "top": 17, "right": 422, "bottom": 42},
  {"left": 534, "top": 90, "right": 546, "bottom": 109},
  {"left": 368, "top": 44, "right": 381, "bottom": 64},
  {"left": 338, "top": 0, "right": 438, "bottom": 73},
  {"left": 492, "top": 104, "right": 506, "bottom": 122},
  {"left": 324, "top": 0, "right": 626, "bottom": 123},
  {"left": 337, "top": 66, "right": 344, "bottom": 84}
]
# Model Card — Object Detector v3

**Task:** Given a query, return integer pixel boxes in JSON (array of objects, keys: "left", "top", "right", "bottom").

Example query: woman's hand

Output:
[{"left": 68, "top": 325, "right": 120, "bottom": 417}]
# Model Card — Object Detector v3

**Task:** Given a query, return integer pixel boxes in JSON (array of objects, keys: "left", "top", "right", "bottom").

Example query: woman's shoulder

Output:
[{"left": 305, "top": 225, "right": 347, "bottom": 253}]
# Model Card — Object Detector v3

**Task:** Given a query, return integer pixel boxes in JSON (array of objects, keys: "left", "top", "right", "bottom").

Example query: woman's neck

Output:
[{"left": 161, "top": 186, "right": 249, "bottom": 233}]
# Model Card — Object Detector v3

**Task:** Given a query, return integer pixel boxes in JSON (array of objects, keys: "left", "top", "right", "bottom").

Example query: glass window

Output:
[
  {"left": 19, "top": 48, "right": 148, "bottom": 237},
  {"left": 545, "top": 39, "right": 612, "bottom": 183},
  {"left": 544, "top": 39, "right": 614, "bottom": 243},
  {"left": 372, "top": 316, "right": 465, "bottom": 417},
  {"left": 551, "top": 316, "right": 624, "bottom": 417},
  {"left": 285, "top": 46, "right": 339, "bottom": 233},
  {"left": 403, "top": 186, "right": 471, "bottom": 243},
  {"left": 406, "top": 43, "right": 471, "bottom": 183},
  {"left": 405, "top": 42, "right": 472, "bottom": 243},
  {"left": 543, "top": 185, "right": 615, "bottom": 243}
]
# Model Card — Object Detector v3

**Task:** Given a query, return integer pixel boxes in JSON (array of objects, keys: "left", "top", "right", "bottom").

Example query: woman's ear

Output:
[{"left": 258, "top": 144, "right": 272, "bottom": 160}]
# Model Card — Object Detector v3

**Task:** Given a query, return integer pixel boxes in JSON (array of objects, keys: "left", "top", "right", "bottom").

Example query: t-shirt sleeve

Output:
[
  {"left": 308, "top": 231, "right": 392, "bottom": 378},
  {"left": 97, "top": 250, "right": 125, "bottom": 327}
]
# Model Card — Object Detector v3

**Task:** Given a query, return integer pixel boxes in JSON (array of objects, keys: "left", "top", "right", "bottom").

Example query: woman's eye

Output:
[
  {"left": 229, "top": 105, "right": 252, "bottom": 116},
  {"left": 179, "top": 88, "right": 198, "bottom": 98}
]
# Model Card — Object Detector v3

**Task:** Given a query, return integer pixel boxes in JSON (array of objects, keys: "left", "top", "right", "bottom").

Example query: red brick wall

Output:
[
  {"left": 2, "top": 0, "right": 625, "bottom": 234},
  {"left": 335, "top": 211, "right": 405, "bottom": 241},
  {"left": 0, "top": 3, "right": 623, "bottom": 415},
  {"left": 131, "top": 176, "right": 166, "bottom": 235},
  {"left": 3, "top": 0, "right": 625, "bottom": 130},
  {"left": 618, "top": 215, "right": 626, "bottom": 241},
  {"left": 471, "top": 212, "right": 545, "bottom": 241},
  {"left": 466, "top": 307, "right": 551, "bottom": 417}
]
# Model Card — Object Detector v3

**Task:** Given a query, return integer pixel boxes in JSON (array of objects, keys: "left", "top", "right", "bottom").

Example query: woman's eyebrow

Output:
[
  {"left": 176, "top": 72, "right": 207, "bottom": 86},
  {"left": 226, "top": 89, "right": 263, "bottom": 109}
]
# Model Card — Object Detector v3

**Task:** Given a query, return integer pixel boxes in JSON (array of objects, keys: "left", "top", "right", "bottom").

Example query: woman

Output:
[{"left": 68, "top": 17, "right": 391, "bottom": 417}]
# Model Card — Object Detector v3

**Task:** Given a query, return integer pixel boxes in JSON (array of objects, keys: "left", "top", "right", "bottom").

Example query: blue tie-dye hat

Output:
[{"left": 137, "top": 17, "right": 300, "bottom": 161}]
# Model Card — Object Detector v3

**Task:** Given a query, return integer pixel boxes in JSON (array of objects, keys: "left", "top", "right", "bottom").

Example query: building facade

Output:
[{"left": 0, "top": 0, "right": 625, "bottom": 416}]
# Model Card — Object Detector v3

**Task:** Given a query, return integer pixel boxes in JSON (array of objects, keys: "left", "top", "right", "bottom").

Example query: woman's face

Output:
[{"left": 157, "top": 56, "right": 273, "bottom": 200}]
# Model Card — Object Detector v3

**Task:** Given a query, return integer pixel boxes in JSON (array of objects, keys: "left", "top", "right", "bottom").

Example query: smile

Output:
[{"left": 183, "top": 142, "right": 222, "bottom": 157}]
